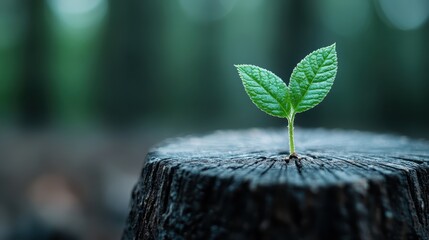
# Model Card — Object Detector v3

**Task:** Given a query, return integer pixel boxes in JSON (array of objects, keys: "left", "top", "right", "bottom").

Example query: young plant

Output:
[{"left": 235, "top": 44, "right": 338, "bottom": 159}]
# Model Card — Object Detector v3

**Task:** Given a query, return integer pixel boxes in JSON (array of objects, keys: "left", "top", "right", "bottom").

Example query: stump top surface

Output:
[{"left": 148, "top": 128, "right": 429, "bottom": 188}]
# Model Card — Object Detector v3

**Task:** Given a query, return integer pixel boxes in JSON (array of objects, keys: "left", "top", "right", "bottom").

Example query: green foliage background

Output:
[{"left": 0, "top": 0, "right": 428, "bottom": 137}]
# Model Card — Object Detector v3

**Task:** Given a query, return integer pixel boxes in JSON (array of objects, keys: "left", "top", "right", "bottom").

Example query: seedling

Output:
[{"left": 235, "top": 44, "right": 338, "bottom": 159}]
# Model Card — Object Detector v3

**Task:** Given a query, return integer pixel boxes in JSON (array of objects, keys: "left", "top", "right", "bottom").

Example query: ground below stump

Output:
[{"left": 123, "top": 128, "right": 429, "bottom": 240}]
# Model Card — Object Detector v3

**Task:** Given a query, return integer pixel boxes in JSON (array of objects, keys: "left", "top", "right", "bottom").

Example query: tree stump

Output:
[{"left": 123, "top": 128, "right": 429, "bottom": 240}]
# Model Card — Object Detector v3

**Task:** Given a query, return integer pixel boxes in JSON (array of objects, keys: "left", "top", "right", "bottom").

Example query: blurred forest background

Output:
[{"left": 0, "top": 0, "right": 428, "bottom": 239}]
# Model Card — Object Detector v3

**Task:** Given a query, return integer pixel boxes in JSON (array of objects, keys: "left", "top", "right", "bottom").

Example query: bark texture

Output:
[{"left": 123, "top": 128, "right": 429, "bottom": 240}]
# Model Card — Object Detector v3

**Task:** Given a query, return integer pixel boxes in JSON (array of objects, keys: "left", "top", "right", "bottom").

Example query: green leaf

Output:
[
  {"left": 235, "top": 64, "right": 290, "bottom": 118},
  {"left": 234, "top": 44, "right": 339, "bottom": 156},
  {"left": 289, "top": 43, "right": 338, "bottom": 113}
]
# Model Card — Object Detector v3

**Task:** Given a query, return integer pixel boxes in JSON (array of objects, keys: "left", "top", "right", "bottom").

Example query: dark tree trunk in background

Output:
[
  {"left": 99, "top": 0, "right": 149, "bottom": 126},
  {"left": 19, "top": 0, "right": 49, "bottom": 126},
  {"left": 123, "top": 128, "right": 429, "bottom": 240}
]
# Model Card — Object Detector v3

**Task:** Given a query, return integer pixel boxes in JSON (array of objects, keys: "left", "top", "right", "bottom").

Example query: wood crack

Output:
[{"left": 123, "top": 128, "right": 429, "bottom": 240}]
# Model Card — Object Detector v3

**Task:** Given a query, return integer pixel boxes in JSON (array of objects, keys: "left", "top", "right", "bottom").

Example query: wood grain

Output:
[{"left": 123, "top": 128, "right": 429, "bottom": 240}]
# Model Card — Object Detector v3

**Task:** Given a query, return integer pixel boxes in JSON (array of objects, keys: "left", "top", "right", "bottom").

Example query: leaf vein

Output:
[{"left": 293, "top": 46, "right": 335, "bottom": 110}]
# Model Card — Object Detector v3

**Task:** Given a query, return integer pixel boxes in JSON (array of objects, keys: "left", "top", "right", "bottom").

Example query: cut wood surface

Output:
[{"left": 123, "top": 128, "right": 429, "bottom": 240}]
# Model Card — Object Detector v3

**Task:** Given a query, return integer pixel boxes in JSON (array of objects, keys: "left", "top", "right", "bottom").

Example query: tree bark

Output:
[{"left": 123, "top": 128, "right": 429, "bottom": 240}]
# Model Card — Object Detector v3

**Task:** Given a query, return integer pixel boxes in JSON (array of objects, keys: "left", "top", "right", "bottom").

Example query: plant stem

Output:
[{"left": 288, "top": 114, "right": 295, "bottom": 155}]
